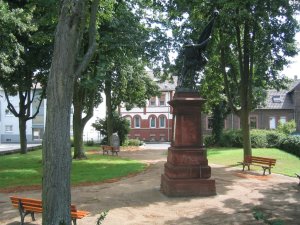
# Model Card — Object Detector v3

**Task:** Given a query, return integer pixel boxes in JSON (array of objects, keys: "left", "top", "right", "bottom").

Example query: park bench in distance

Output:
[
  {"left": 102, "top": 145, "right": 120, "bottom": 156},
  {"left": 10, "top": 196, "right": 89, "bottom": 225},
  {"left": 238, "top": 156, "right": 276, "bottom": 175}
]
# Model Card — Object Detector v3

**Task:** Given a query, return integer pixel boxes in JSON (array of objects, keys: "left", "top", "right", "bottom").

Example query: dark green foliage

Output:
[
  {"left": 266, "top": 131, "right": 286, "bottom": 148},
  {"left": 219, "top": 129, "right": 288, "bottom": 149},
  {"left": 252, "top": 207, "right": 284, "bottom": 225},
  {"left": 85, "top": 140, "right": 95, "bottom": 146},
  {"left": 204, "top": 135, "right": 215, "bottom": 147},
  {"left": 96, "top": 211, "right": 109, "bottom": 225},
  {"left": 217, "top": 129, "right": 299, "bottom": 157},
  {"left": 211, "top": 102, "right": 228, "bottom": 145},
  {"left": 220, "top": 130, "right": 243, "bottom": 147},
  {"left": 250, "top": 130, "right": 268, "bottom": 148},
  {"left": 92, "top": 113, "right": 130, "bottom": 146},
  {"left": 280, "top": 136, "right": 300, "bottom": 157}
]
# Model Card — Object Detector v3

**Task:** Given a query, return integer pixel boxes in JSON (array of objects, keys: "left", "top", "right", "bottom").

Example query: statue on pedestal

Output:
[{"left": 177, "top": 10, "right": 219, "bottom": 91}]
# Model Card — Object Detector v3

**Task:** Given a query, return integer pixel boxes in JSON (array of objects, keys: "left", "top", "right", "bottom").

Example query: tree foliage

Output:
[
  {"left": 72, "top": 0, "right": 115, "bottom": 159},
  {"left": 97, "top": 0, "right": 168, "bottom": 144},
  {"left": 168, "top": 0, "right": 300, "bottom": 158},
  {"left": 0, "top": 0, "right": 35, "bottom": 75},
  {"left": 92, "top": 112, "right": 130, "bottom": 146},
  {"left": 0, "top": 0, "right": 57, "bottom": 153}
]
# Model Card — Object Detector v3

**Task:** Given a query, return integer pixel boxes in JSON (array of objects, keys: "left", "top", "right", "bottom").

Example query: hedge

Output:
[
  {"left": 204, "top": 129, "right": 299, "bottom": 157},
  {"left": 280, "top": 136, "right": 300, "bottom": 157}
]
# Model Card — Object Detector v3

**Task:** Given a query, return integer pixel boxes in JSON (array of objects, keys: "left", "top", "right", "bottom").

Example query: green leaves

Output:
[{"left": 0, "top": 1, "right": 35, "bottom": 75}]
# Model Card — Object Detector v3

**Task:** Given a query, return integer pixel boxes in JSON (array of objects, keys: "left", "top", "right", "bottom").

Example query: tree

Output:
[
  {"left": 42, "top": 0, "right": 99, "bottom": 224},
  {"left": 168, "top": 0, "right": 300, "bottom": 158},
  {"left": 72, "top": 0, "right": 114, "bottom": 159},
  {"left": 97, "top": 0, "right": 166, "bottom": 144},
  {"left": 92, "top": 112, "right": 130, "bottom": 145},
  {"left": 0, "top": 0, "right": 56, "bottom": 154}
]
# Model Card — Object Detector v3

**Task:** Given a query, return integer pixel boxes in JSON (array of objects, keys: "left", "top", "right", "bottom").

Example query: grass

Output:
[
  {"left": 0, "top": 148, "right": 146, "bottom": 190},
  {"left": 207, "top": 147, "right": 300, "bottom": 177},
  {"left": 0, "top": 146, "right": 299, "bottom": 190}
]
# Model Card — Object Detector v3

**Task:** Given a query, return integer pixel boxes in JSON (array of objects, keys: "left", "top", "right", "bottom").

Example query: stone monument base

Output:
[{"left": 161, "top": 174, "right": 216, "bottom": 197}]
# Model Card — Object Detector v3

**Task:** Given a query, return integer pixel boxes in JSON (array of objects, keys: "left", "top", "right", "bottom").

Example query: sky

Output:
[
  {"left": 282, "top": 32, "right": 300, "bottom": 79},
  {"left": 282, "top": 16, "right": 300, "bottom": 79}
]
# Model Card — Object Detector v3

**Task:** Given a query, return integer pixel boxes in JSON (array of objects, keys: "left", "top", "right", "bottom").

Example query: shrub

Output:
[
  {"left": 219, "top": 130, "right": 243, "bottom": 147},
  {"left": 85, "top": 139, "right": 95, "bottom": 146},
  {"left": 204, "top": 135, "right": 215, "bottom": 147},
  {"left": 277, "top": 120, "right": 296, "bottom": 135},
  {"left": 280, "top": 136, "right": 300, "bottom": 157},
  {"left": 123, "top": 138, "right": 143, "bottom": 146},
  {"left": 266, "top": 131, "right": 286, "bottom": 148},
  {"left": 250, "top": 130, "right": 268, "bottom": 148},
  {"left": 219, "top": 129, "right": 286, "bottom": 148}
]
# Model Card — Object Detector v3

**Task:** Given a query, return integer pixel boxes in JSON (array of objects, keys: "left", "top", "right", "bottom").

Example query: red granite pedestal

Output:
[{"left": 161, "top": 91, "right": 216, "bottom": 197}]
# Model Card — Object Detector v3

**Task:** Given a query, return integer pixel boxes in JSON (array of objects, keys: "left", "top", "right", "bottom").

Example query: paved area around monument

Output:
[{"left": 0, "top": 148, "right": 299, "bottom": 225}]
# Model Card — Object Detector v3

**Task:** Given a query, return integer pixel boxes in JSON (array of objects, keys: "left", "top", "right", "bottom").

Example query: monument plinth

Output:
[{"left": 161, "top": 91, "right": 216, "bottom": 196}]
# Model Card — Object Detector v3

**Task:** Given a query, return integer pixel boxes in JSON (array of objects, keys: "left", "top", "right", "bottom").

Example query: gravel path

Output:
[{"left": 0, "top": 149, "right": 299, "bottom": 225}]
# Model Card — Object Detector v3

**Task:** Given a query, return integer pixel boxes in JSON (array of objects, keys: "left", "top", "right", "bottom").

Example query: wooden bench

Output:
[
  {"left": 239, "top": 156, "right": 276, "bottom": 175},
  {"left": 102, "top": 145, "right": 120, "bottom": 156},
  {"left": 10, "top": 196, "right": 89, "bottom": 225}
]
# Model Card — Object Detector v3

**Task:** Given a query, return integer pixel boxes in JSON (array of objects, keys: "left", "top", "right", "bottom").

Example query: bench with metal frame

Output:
[
  {"left": 102, "top": 145, "right": 120, "bottom": 156},
  {"left": 10, "top": 196, "right": 89, "bottom": 225},
  {"left": 239, "top": 156, "right": 276, "bottom": 175}
]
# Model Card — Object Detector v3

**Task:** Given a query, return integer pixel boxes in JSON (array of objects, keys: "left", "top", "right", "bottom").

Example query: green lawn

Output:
[
  {"left": 1, "top": 147, "right": 299, "bottom": 190},
  {"left": 0, "top": 148, "right": 146, "bottom": 190},
  {"left": 207, "top": 147, "right": 300, "bottom": 177}
]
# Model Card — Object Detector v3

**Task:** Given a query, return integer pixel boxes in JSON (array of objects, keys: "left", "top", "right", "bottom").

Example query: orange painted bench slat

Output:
[
  {"left": 239, "top": 156, "right": 277, "bottom": 175},
  {"left": 10, "top": 196, "right": 89, "bottom": 225},
  {"left": 102, "top": 145, "right": 120, "bottom": 156}
]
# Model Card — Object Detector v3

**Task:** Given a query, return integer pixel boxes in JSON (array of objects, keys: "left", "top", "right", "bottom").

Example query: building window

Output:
[
  {"left": 149, "top": 97, "right": 156, "bottom": 106},
  {"left": 150, "top": 116, "right": 156, "bottom": 128},
  {"left": 279, "top": 116, "right": 286, "bottom": 124},
  {"left": 159, "top": 116, "right": 166, "bottom": 128},
  {"left": 207, "top": 117, "right": 213, "bottom": 130},
  {"left": 5, "top": 125, "right": 13, "bottom": 132},
  {"left": 269, "top": 117, "right": 276, "bottom": 129},
  {"left": 134, "top": 116, "right": 141, "bottom": 128},
  {"left": 249, "top": 116, "right": 257, "bottom": 129},
  {"left": 32, "top": 128, "right": 43, "bottom": 140},
  {"left": 159, "top": 94, "right": 166, "bottom": 106},
  {"left": 272, "top": 95, "right": 281, "bottom": 103}
]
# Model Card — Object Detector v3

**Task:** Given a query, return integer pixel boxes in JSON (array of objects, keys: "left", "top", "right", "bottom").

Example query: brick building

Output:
[
  {"left": 120, "top": 79, "right": 300, "bottom": 142},
  {"left": 119, "top": 81, "right": 176, "bottom": 142}
]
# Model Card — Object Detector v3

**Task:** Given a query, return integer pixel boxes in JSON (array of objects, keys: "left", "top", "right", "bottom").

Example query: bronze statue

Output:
[{"left": 177, "top": 10, "right": 219, "bottom": 91}]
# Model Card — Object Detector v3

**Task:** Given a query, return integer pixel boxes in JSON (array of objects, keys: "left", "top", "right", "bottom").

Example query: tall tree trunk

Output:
[
  {"left": 105, "top": 79, "right": 113, "bottom": 145},
  {"left": 240, "top": 108, "right": 252, "bottom": 159},
  {"left": 73, "top": 118, "right": 86, "bottom": 159},
  {"left": 19, "top": 117, "right": 27, "bottom": 154},
  {"left": 42, "top": 1, "right": 84, "bottom": 224},
  {"left": 73, "top": 88, "right": 87, "bottom": 159}
]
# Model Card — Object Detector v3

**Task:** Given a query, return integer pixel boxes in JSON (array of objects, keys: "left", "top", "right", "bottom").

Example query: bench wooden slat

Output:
[
  {"left": 102, "top": 145, "right": 120, "bottom": 156},
  {"left": 10, "top": 196, "right": 89, "bottom": 224},
  {"left": 239, "top": 156, "right": 277, "bottom": 175}
]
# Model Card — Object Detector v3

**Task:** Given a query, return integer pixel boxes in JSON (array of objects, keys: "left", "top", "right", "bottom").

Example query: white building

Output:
[{"left": 0, "top": 89, "right": 106, "bottom": 144}]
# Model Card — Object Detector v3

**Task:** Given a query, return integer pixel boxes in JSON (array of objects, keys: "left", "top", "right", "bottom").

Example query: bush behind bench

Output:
[{"left": 205, "top": 129, "right": 300, "bottom": 157}]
